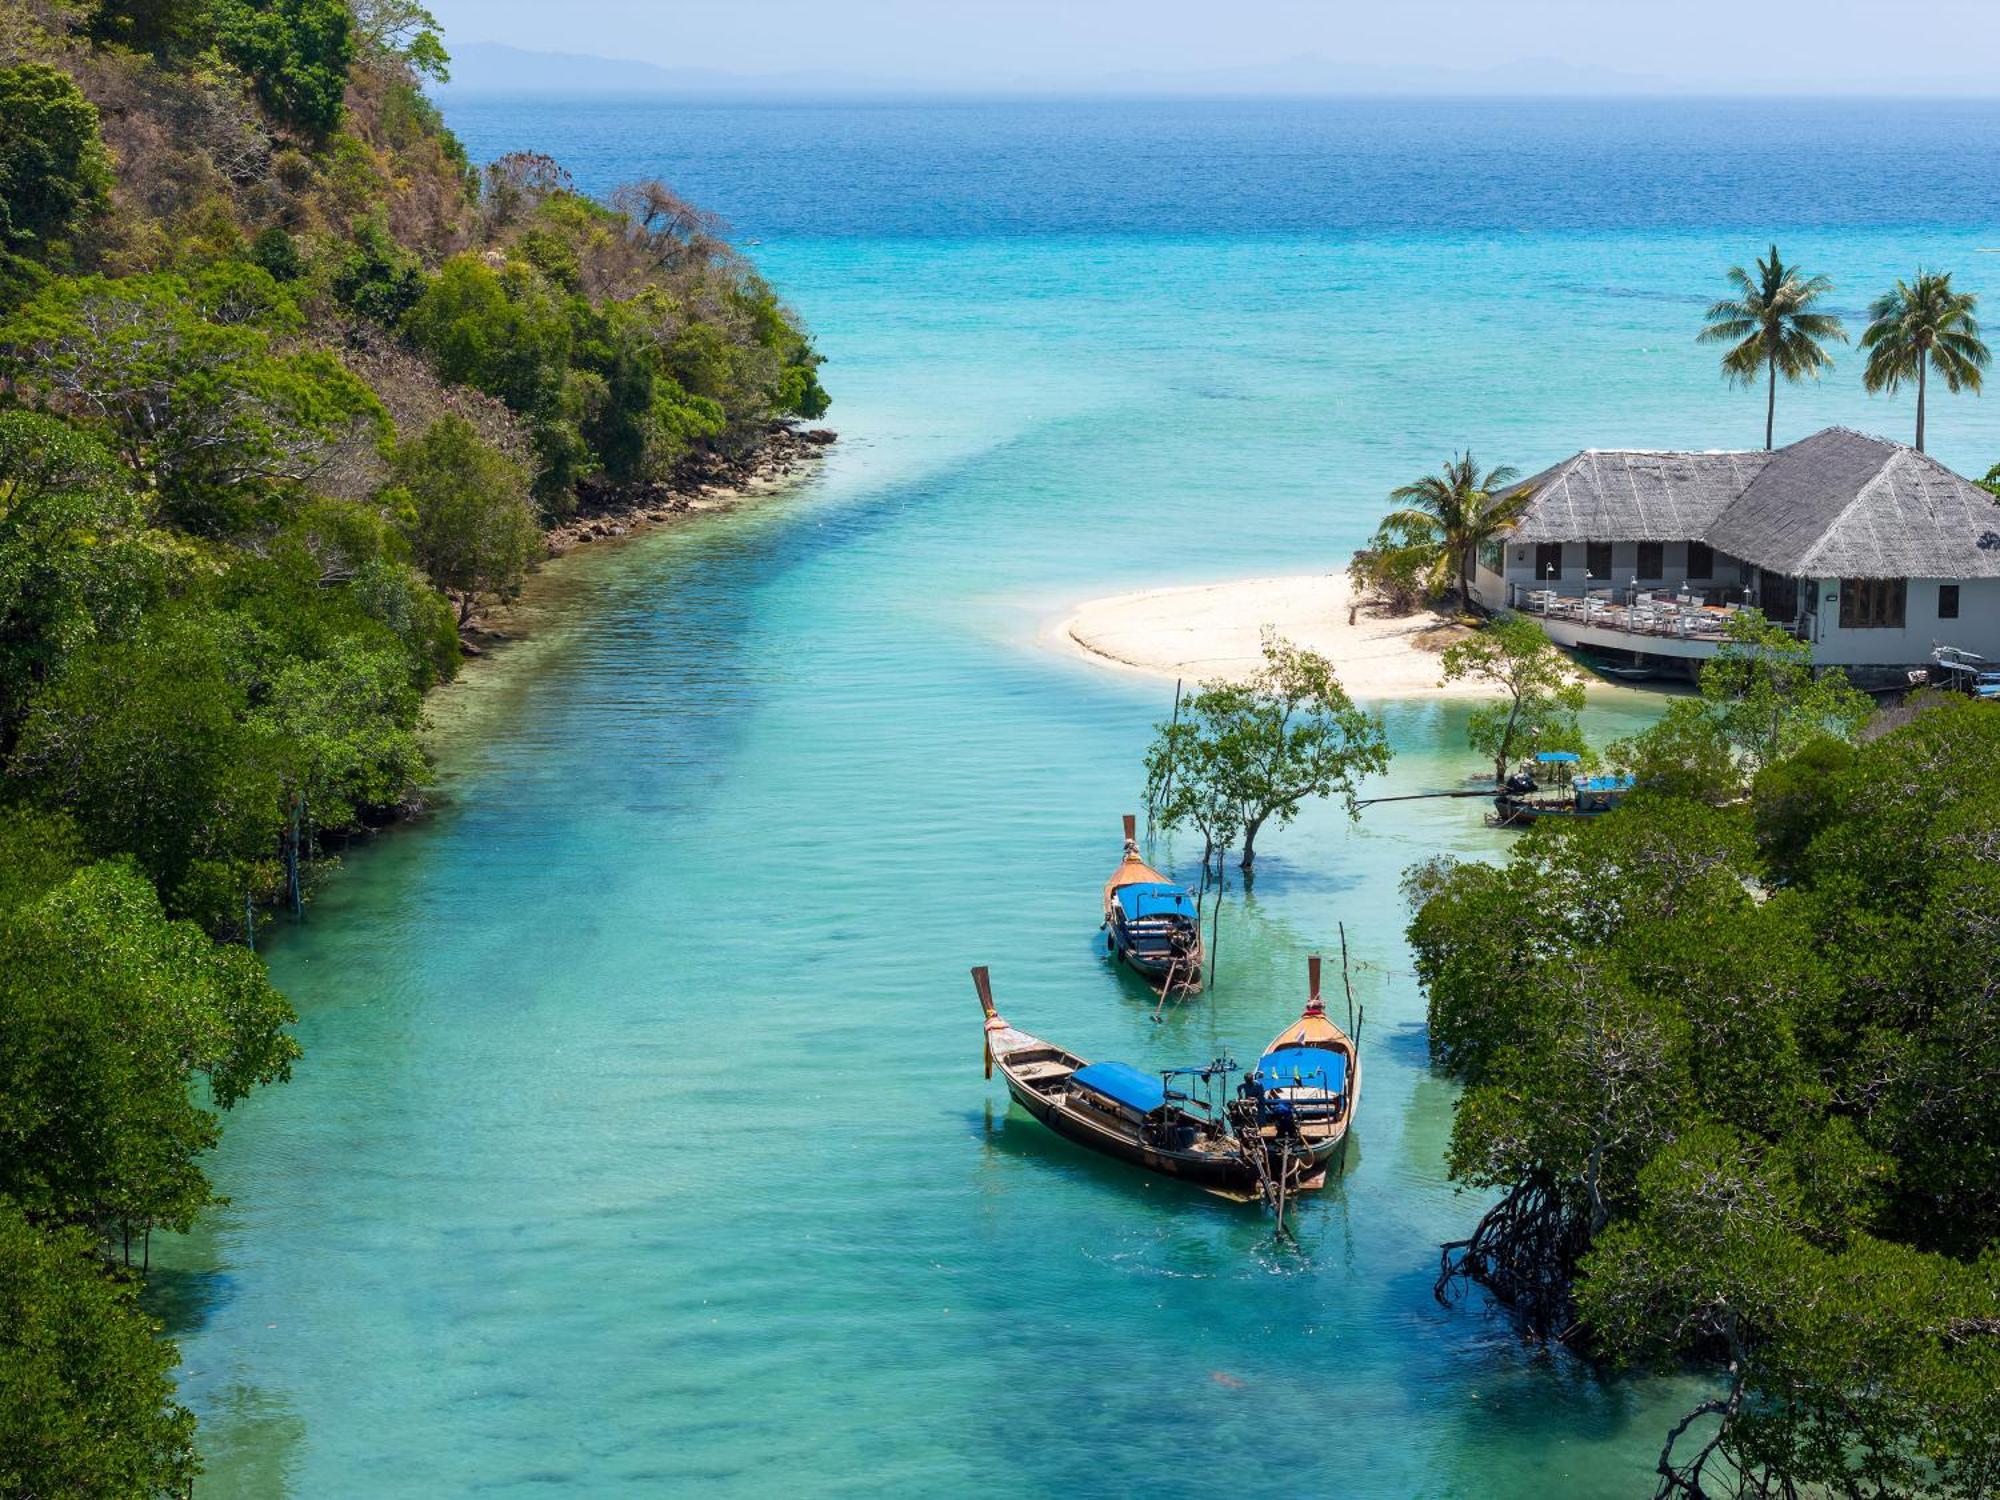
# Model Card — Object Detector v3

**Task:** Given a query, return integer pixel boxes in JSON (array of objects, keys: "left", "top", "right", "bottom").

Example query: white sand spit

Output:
[{"left": 1057, "top": 574, "right": 1501, "bottom": 701}]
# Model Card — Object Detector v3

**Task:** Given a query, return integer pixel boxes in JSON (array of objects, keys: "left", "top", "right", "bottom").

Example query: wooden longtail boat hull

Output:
[
  {"left": 1102, "top": 815, "right": 1203, "bottom": 990},
  {"left": 1490, "top": 796, "right": 1616, "bottom": 827},
  {"left": 974, "top": 968, "right": 1264, "bottom": 1200},
  {"left": 1253, "top": 956, "right": 1362, "bottom": 1166}
]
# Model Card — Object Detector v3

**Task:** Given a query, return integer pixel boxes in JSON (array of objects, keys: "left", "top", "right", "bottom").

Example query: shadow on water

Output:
[{"left": 140, "top": 1264, "right": 237, "bottom": 1342}]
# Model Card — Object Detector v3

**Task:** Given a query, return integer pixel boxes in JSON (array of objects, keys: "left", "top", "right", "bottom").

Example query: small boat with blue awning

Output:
[
  {"left": 1103, "top": 814, "right": 1203, "bottom": 992},
  {"left": 1249, "top": 955, "right": 1361, "bottom": 1167},
  {"left": 973, "top": 967, "right": 1283, "bottom": 1200},
  {"left": 1491, "top": 752, "right": 1634, "bottom": 827}
]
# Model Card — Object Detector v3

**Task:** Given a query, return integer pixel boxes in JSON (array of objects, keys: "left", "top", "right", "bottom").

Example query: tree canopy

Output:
[
  {"left": 1696, "top": 244, "right": 1846, "bottom": 450},
  {"left": 1861, "top": 270, "right": 1989, "bottom": 453},
  {"left": 1144, "top": 633, "right": 1391, "bottom": 877},
  {"left": 1409, "top": 698, "right": 2000, "bottom": 1497},
  {"left": 1439, "top": 612, "right": 1590, "bottom": 783}
]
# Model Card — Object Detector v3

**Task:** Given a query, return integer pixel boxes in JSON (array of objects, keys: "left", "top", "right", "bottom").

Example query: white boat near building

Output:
[{"left": 1469, "top": 427, "right": 2000, "bottom": 686}]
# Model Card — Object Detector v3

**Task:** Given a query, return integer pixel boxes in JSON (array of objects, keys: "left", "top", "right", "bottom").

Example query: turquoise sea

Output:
[{"left": 161, "top": 100, "right": 2000, "bottom": 1495}]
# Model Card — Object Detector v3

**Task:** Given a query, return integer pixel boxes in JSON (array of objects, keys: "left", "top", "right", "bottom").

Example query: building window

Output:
[
  {"left": 1839, "top": 577, "right": 1906, "bottom": 629},
  {"left": 1533, "top": 543, "right": 1564, "bottom": 581},
  {"left": 1939, "top": 583, "right": 1960, "bottom": 620},
  {"left": 1478, "top": 539, "right": 1504, "bottom": 575},
  {"left": 1687, "top": 541, "right": 1714, "bottom": 579},
  {"left": 1636, "top": 542, "right": 1664, "bottom": 580},
  {"left": 1586, "top": 541, "right": 1613, "bottom": 581}
]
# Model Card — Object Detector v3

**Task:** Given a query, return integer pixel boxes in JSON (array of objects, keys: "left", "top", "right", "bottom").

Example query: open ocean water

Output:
[{"left": 157, "top": 98, "right": 2000, "bottom": 1495}]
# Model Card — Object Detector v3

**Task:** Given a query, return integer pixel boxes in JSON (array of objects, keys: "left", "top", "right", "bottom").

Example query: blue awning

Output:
[
  {"left": 1535, "top": 751, "right": 1581, "bottom": 764},
  {"left": 1255, "top": 1047, "right": 1348, "bottom": 1096},
  {"left": 1070, "top": 1060, "right": 1167, "bottom": 1114},
  {"left": 1114, "top": 882, "right": 1195, "bottom": 921},
  {"left": 1574, "top": 774, "right": 1635, "bottom": 792}
]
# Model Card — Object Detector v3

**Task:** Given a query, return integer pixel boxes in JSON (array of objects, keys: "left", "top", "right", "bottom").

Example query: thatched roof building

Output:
[{"left": 1505, "top": 427, "right": 2000, "bottom": 581}]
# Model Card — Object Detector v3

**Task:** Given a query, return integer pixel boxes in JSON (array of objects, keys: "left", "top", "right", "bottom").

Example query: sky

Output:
[{"left": 429, "top": 0, "right": 2000, "bottom": 94}]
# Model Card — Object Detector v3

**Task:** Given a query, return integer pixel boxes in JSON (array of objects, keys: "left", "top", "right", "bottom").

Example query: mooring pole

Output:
[{"left": 1152, "top": 677, "right": 1184, "bottom": 826}]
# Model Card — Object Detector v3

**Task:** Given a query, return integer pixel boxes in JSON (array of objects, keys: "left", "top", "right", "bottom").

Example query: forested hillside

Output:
[{"left": 0, "top": 3, "right": 826, "bottom": 1488}]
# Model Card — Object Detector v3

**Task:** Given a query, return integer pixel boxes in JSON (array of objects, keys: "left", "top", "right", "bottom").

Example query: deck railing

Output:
[{"left": 1509, "top": 586, "right": 1804, "bottom": 643}]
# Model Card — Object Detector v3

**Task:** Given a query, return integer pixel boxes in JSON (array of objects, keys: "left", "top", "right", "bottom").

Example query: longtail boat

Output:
[
  {"left": 1490, "top": 752, "right": 1634, "bottom": 828},
  {"left": 974, "top": 966, "right": 1293, "bottom": 1201},
  {"left": 1102, "top": 814, "right": 1203, "bottom": 992},
  {"left": 1247, "top": 955, "right": 1361, "bottom": 1168}
]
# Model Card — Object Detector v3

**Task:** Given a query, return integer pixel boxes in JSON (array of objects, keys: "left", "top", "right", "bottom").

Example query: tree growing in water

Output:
[
  {"left": 1438, "top": 612, "right": 1589, "bottom": 784},
  {"left": 1407, "top": 699, "right": 2000, "bottom": 1498},
  {"left": 1144, "top": 633, "right": 1390, "bottom": 880}
]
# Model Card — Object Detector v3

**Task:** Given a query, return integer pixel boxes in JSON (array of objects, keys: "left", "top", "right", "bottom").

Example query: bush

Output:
[{"left": 0, "top": 64, "right": 114, "bottom": 258}]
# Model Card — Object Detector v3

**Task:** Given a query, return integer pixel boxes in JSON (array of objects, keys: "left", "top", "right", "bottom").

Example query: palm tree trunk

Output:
[
  {"left": 1765, "top": 351, "right": 1777, "bottom": 451},
  {"left": 1916, "top": 358, "right": 1928, "bottom": 452}
]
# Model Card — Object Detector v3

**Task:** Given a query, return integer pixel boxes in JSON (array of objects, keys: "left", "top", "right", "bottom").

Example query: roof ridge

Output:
[{"left": 1788, "top": 443, "right": 1904, "bottom": 575}]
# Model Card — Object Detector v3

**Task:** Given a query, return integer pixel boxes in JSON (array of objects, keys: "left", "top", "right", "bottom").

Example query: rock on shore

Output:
[{"left": 545, "top": 424, "right": 837, "bottom": 554}]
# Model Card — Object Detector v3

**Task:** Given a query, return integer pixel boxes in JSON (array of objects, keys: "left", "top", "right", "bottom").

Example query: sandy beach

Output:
[{"left": 1057, "top": 573, "right": 1501, "bottom": 699}]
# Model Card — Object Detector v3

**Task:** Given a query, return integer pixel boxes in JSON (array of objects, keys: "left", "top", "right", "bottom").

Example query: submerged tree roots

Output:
[{"left": 1433, "top": 1177, "right": 1591, "bottom": 1343}]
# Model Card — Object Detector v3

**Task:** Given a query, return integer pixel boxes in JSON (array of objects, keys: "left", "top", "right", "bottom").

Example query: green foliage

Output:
[
  {"left": 1696, "top": 244, "right": 1846, "bottom": 449},
  {"left": 0, "top": 414, "right": 178, "bottom": 746},
  {"left": 1374, "top": 452, "right": 1523, "bottom": 607},
  {"left": 0, "top": 1197, "right": 197, "bottom": 1499},
  {"left": 1861, "top": 269, "right": 1990, "bottom": 452},
  {"left": 0, "top": 63, "right": 114, "bottom": 260},
  {"left": 1979, "top": 461, "right": 2000, "bottom": 499},
  {"left": 1346, "top": 539, "right": 1428, "bottom": 616},
  {"left": 0, "top": 270, "right": 386, "bottom": 534},
  {"left": 1144, "top": 633, "right": 1391, "bottom": 876},
  {"left": 250, "top": 226, "right": 305, "bottom": 283},
  {"left": 330, "top": 218, "right": 425, "bottom": 324},
  {"left": 1605, "top": 612, "right": 1870, "bottom": 804},
  {"left": 1697, "top": 610, "right": 1872, "bottom": 773},
  {"left": 1606, "top": 699, "right": 1741, "bottom": 805},
  {"left": 85, "top": 0, "right": 211, "bottom": 51},
  {"left": 1439, "top": 613, "right": 1589, "bottom": 783},
  {"left": 1409, "top": 699, "right": 2000, "bottom": 1494},
  {"left": 351, "top": 0, "right": 451, "bottom": 82},
  {"left": 9, "top": 609, "right": 281, "bottom": 909},
  {"left": 213, "top": 0, "right": 358, "bottom": 137},
  {"left": 402, "top": 255, "right": 571, "bottom": 415},
  {"left": 387, "top": 415, "right": 542, "bottom": 623},
  {"left": 0, "top": 834, "right": 297, "bottom": 1235}
]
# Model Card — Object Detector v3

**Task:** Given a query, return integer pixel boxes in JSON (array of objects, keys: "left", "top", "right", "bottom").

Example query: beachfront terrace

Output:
[{"left": 1507, "top": 582, "right": 1798, "bottom": 650}]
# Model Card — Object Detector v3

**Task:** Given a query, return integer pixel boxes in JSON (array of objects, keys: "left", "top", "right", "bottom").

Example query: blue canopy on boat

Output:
[
  {"left": 1114, "top": 882, "right": 1196, "bottom": 921},
  {"left": 1070, "top": 1060, "right": 1167, "bottom": 1114},
  {"left": 1535, "top": 751, "right": 1581, "bottom": 764},
  {"left": 1255, "top": 1047, "right": 1348, "bottom": 1096},
  {"left": 1574, "top": 774, "right": 1636, "bottom": 793}
]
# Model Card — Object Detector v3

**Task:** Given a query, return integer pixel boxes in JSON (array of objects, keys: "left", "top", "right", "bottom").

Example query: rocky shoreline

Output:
[{"left": 543, "top": 423, "right": 837, "bottom": 555}]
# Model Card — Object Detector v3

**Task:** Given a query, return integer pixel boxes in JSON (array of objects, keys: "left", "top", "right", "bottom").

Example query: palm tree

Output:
[
  {"left": 1696, "top": 245, "right": 1846, "bottom": 450},
  {"left": 1379, "top": 454, "right": 1523, "bottom": 611},
  {"left": 1860, "top": 270, "right": 1989, "bottom": 452}
]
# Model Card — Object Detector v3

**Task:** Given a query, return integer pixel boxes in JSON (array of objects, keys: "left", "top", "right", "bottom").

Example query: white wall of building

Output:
[{"left": 1807, "top": 577, "right": 2000, "bottom": 666}]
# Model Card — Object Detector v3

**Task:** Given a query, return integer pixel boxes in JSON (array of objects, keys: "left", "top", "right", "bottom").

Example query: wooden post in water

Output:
[
  {"left": 1150, "top": 677, "right": 1184, "bottom": 826},
  {"left": 1338, "top": 922, "right": 1357, "bottom": 1034}
]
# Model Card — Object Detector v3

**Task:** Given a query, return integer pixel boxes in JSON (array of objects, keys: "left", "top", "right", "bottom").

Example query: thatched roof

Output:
[
  {"left": 1504, "top": 449, "right": 1774, "bottom": 544},
  {"left": 1708, "top": 428, "right": 2000, "bottom": 580},
  {"left": 1505, "top": 427, "right": 2000, "bottom": 580}
]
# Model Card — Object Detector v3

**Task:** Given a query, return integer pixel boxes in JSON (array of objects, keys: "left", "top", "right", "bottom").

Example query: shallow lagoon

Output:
[{"left": 161, "top": 99, "right": 2000, "bottom": 1495}]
